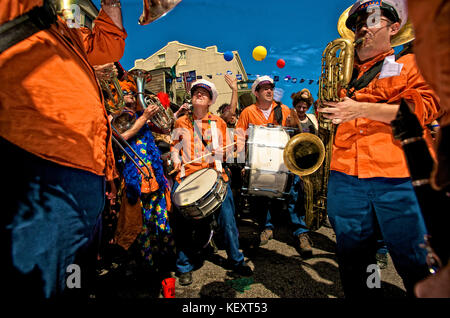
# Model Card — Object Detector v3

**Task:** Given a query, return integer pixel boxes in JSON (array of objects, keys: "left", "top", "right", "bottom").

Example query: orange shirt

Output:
[
  {"left": 171, "top": 113, "right": 231, "bottom": 184},
  {"left": 235, "top": 101, "right": 291, "bottom": 151},
  {"left": 0, "top": 2, "right": 127, "bottom": 180},
  {"left": 331, "top": 50, "right": 440, "bottom": 178},
  {"left": 408, "top": 0, "right": 450, "bottom": 127}
]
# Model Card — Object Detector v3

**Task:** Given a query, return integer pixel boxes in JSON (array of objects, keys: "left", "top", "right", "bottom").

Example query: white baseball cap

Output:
[
  {"left": 190, "top": 79, "right": 219, "bottom": 105},
  {"left": 346, "top": 0, "right": 408, "bottom": 30},
  {"left": 251, "top": 75, "right": 275, "bottom": 96}
]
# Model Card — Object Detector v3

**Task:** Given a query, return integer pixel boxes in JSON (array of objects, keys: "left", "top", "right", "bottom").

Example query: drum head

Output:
[{"left": 173, "top": 168, "right": 219, "bottom": 207}]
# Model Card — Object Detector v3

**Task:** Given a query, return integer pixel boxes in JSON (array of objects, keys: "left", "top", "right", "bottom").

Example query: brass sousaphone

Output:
[
  {"left": 284, "top": 4, "right": 416, "bottom": 231},
  {"left": 283, "top": 117, "right": 325, "bottom": 178}
]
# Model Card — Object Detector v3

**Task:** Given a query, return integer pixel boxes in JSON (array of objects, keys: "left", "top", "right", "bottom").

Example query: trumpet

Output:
[
  {"left": 96, "top": 65, "right": 152, "bottom": 180},
  {"left": 128, "top": 69, "right": 174, "bottom": 132},
  {"left": 99, "top": 68, "right": 126, "bottom": 115},
  {"left": 139, "top": 0, "right": 183, "bottom": 25}
]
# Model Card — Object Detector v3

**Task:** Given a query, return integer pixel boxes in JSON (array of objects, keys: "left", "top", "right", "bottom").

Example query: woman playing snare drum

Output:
[{"left": 170, "top": 80, "right": 253, "bottom": 286}]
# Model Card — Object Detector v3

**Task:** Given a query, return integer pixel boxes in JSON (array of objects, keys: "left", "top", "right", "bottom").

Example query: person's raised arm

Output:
[
  {"left": 224, "top": 74, "right": 238, "bottom": 115},
  {"left": 100, "top": 0, "right": 124, "bottom": 30}
]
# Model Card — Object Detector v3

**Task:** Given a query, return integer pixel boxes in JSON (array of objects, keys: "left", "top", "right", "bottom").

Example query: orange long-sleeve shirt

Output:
[
  {"left": 331, "top": 49, "right": 440, "bottom": 178},
  {"left": 0, "top": 1, "right": 127, "bottom": 180},
  {"left": 170, "top": 113, "right": 231, "bottom": 184},
  {"left": 234, "top": 101, "right": 291, "bottom": 152},
  {"left": 408, "top": 0, "right": 450, "bottom": 127}
]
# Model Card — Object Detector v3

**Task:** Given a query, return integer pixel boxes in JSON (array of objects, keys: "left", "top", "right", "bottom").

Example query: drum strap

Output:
[
  {"left": 193, "top": 119, "right": 209, "bottom": 149},
  {"left": 210, "top": 121, "right": 222, "bottom": 172},
  {"left": 274, "top": 101, "right": 283, "bottom": 125},
  {"left": 192, "top": 119, "right": 222, "bottom": 172}
]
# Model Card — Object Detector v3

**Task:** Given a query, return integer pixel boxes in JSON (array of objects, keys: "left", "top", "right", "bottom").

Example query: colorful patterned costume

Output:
[{"left": 116, "top": 115, "right": 175, "bottom": 267}]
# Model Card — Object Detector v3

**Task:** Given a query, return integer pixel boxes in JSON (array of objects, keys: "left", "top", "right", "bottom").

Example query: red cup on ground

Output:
[{"left": 162, "top": 277, "right": 176, "bottom": 298}]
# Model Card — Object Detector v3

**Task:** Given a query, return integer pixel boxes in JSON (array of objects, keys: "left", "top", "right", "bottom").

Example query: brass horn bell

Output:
[
  {"left": 283, "top": 133, "right": 325, "bottom": 177},
  {"left": 337, "top": 5, "right": 415, "bottom": 47}
]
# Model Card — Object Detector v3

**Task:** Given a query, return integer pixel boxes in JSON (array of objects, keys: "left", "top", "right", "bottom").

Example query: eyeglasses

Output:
[
  {"left": 258, "top": 86, "right": 274, "bottom": 91},
  {"left": 193, "top": 89, "right": 211, "bottom": 98},
  {"left": 122, "top": 90, "right": 136, "bottom": 96},
  {"left": 352, "top": 17, "right": 392, "bottom": 32}
]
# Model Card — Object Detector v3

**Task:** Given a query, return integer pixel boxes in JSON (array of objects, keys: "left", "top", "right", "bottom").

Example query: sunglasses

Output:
[
  {"left": 122, "top": 90, "right": 136, "bottom": 96},
  {"left": 352, "top": 17, "right": 392, "bottom": 32}
]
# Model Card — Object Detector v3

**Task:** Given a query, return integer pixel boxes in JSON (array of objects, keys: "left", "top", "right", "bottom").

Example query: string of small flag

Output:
[{"left": 167, "top": 70, "right": 319, "bottom": 86}]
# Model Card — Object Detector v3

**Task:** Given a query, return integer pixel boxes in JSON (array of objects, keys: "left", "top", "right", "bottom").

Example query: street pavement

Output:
[
  {"left": 174, "top": 217, "right": 407, "bottom": 299},
  {"left": 92, "top": 214, "right": 408, "bottom": 300}
]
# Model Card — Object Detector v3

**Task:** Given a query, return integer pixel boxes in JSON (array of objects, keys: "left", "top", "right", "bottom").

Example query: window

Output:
[
  {"left": 178, "top": 50, "right": 187, "bottom": 65},
  {"left": 158, "top": 53, "right": 166, "bottom": 66}
]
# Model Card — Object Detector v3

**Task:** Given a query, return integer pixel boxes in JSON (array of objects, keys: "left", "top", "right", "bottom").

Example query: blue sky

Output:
[{"left": 93, "top": 0, "right": 357, "bottom": 107}]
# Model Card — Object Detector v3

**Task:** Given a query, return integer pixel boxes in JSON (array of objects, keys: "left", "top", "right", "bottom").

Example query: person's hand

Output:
[
  {"left": 106, "top": 181, "right": 117, "bottom": 206},
  {"left": 160, "top": 127, "right": 171, "bottom": 134},
  {"left": 169, "top": 152, "right": 182, "bottom": 175},
  {"left": 415, "top": 263, "right": 450, "bottom": 298},
  {"left": 142, "top": 103, "right": 159, "bottom": 120},
  {"left": 175, "top": 103, "right": 190, "bottom": 118},
  {"left": 169, "top": 159, "right": 182, "bottom": 175},
  {"left": 224, "top": 74, "right": 238, "bottom": 91},
  {"left": 209, "top": 147, "right": 224, "bottom": 163},
  {"left": 285, "top": 115, "right": 297, "bottom": 128},
  {"left": 317, "top": 97, "right": 364, "bottom": 124},
  {"left": 93, "top": 63, "right": 117, "bottom": 81}
]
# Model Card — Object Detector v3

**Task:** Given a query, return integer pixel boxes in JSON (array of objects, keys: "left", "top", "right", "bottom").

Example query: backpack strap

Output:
[{"left": 0, "top": 0, "right": 57, "bottom": 53}]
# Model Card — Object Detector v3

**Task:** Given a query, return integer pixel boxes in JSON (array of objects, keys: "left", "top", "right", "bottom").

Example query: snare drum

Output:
[
  {"left": 242, "top": 124, "right": 291, "bottom": 198},
  {"left": 172, "top": 168, "right": 228, "bottom": 219}
]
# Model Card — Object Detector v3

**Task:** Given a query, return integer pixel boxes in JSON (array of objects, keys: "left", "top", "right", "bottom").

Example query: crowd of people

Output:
[{"left": 1, "top": 0, "right": 449, "bottom": 301}]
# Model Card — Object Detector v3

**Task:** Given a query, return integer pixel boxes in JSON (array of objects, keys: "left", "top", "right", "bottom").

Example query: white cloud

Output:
[{"left": 268, "top": 44, "right": 320, "bottom": 66}]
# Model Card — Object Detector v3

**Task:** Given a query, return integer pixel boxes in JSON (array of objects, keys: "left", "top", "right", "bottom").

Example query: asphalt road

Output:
[
  {"left": 92, "top": 214, "right": 408, "bottom": 300},
  {"left": 173, "top": 218, "right": 407, "bottom": 299}
]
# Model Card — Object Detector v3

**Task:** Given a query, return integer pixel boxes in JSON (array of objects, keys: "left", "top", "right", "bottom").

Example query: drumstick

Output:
[
  {"left": 183, "top": 142, "right": 237, "bottom": 165},
  {"left": 168, "top": 142, "right": 237, "bottom": 175}
]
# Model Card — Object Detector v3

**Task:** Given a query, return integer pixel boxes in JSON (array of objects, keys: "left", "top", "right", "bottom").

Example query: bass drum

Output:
[
  {"left": 172, "top": 168, "right": 228, "bottom": 220},
  {"left": 242, "top": 124, "right": 292, "bottom": 198}
]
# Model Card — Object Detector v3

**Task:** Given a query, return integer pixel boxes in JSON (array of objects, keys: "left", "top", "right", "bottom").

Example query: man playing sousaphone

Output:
[
  {"left": 170, "top": 79, "right": 252, "bottom": 286},
  {"left": 317, "top": 0, "right": 440, "bottom": 297}
]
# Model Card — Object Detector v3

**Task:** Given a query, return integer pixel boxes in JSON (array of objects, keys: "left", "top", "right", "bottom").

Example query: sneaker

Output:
[
  {"left": 179, "top": 271, "right": 193, "bottom": 286},
  {"left": 259, "top": 229, "right": 273, "bottom": 246},
  {"left": 298, "top": 233, "right": 313, "bottom": 257},
  {"left": 376, "top": 253, "right": 388, "bottom": 269},
  {"left": 233, "top": 262, "right": 253, "bottom": 276}
]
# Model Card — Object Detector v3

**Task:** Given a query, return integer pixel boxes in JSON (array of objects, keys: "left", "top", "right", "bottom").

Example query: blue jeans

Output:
[
  {"left": 1, "top": 138, "right": 105, "bottom": 299},
  {"left": 172, "top": 180, "right": 244, "bottom": 274},
  {"left": 254, "top": 175, "right": 309, "bottom": 237},
  {"left": 327, "top": 171, "right": 429, "bottom": 297}
]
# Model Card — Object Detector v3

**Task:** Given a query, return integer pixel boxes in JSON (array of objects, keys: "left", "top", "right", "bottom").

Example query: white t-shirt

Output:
[{"left": 261, "top": 105, "right": 273, "bottom": 120}]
